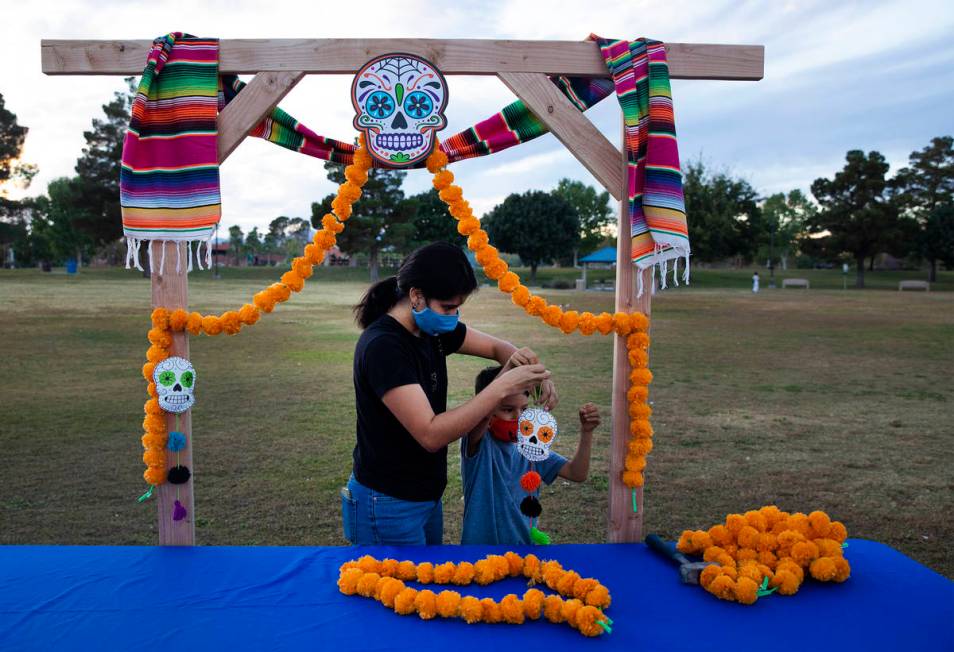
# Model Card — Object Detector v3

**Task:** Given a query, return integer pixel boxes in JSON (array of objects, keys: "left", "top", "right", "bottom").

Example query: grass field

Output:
[{"left": 1, "top": 266, "right": 952, "bottom": 579}]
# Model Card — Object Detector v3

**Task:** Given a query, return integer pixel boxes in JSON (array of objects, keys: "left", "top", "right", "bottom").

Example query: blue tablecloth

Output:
[{"left": 0, "top": 540, "right": 951, "bottom": 651}]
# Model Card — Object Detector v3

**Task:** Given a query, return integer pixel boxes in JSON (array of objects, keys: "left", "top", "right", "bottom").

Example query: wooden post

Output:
[
  {"left": 150, "top": 241, "right": 195, "bottom": 545},
  {"left": 607, "top": 118, "right": 653, "bottom": 543}
]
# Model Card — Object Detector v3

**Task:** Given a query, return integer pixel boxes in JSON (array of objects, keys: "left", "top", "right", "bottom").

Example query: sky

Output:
[{"left": 3, "top": 0, "right": 953, "bottom": 236}]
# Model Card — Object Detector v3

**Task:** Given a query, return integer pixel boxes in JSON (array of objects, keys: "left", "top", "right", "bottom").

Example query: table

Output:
[{"left": 1, "top": 539, "right": 951, "bottom": 651}]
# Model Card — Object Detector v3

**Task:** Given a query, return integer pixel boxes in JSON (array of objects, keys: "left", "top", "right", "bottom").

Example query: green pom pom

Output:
[{"left": 530, "top": 526, "right": 551, "bottom": 545}]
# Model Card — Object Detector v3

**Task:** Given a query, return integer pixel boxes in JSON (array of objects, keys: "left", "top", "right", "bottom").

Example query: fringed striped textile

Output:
[
  {"left": 594, "top": 36, "right": 689, "bottom": 294},
  {"left": 120, "top": 33, "right": 220, "bottom": 273}
]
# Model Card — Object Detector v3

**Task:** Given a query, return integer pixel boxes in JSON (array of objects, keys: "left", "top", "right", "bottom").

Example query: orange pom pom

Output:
[
  {"left": 543, "top": 595, "right": 565, "bottom": 623},
  {"left": 700, "top": 564, "right": 722, "bottom": 589},
  {"left": 709, "top": 524, "right": 733, "bottom": 546},
  {"left": 628, "top": 348, "right": 649, "bottom": 368},
  {"left": 201, "top": 315, "right": 223, "bottom": 336},
  {"left": 337, "top": 568, "right": 364, "bottom": 595},
  {"left": 627, "top": 332, "right": 650, "bottom": 350},
  {"left": 559, "top": 310, "right": 579, "bottom": 334},
  {"left": 498, "top": 272, "right": 520, "bottom": 293},
  {"left": 595, "top": 312, "right": 614, "bottom": 335},
  {"left": 393, "top": 587, "right": 418, "bottom": 615},
  {"left": 186, "top": 312, "right": 203, "bottom": 335},
  {"left": 543, "top": 305, "right": 563, "bottom": 327},
  {"left": 433, "top": 561, "right": 455, "bottom": 584},
  {"left": 828, "top": 521, "right": 848, "bottom": 543},
  {"left": 503, "top": 552, "right": 523, "bottom": 577},
  {"left": 578, "top": 312, "right": 597, "bottom": 336},
  {"left": 475, "top": 245, "right": 499, "bottom": 266},
  {"left": 499, "top": 594, "right": 524, "bottom": 624},
  {"left": 627, "top": 385, "right": 649, "bottom": 403},
  {"left": 416, "top": 562, "right": 434, "bottom": 584},
  {"left": 622, "top": 470, "right": 644, "bottom": 487},
  {"left": 629, "top": 419, "right": 653, "bottom": 437},
  {"left": 479, "top": 598, "right": 502, "bottom": 623},
  {"left": 169, "top": 309, "right": 188, "bottom": 331},
  {"left": 613, "top": 311, "right": 632, "bottom": 335},
  {"left": 629, "top": 368, "right": 653, "bottom": 386},
  {"left": 522, "top": 588, "right": 545, "bottom": 619},
  {"left": 458, "top": 218, "right": 481, "bottom": 237},
  {"left": 734, "top": 577, "right": 759, "bottom": 605},
  {"left": 629, "top": 312, "right": 649, "bottom": 331},
  {"left": 628, "top": 437, "right": 653, "bottom": 456},
  {"left": 510, "top": 285, "right": 531, "bottom": 307},
  {"left": 520, "top": 470, "right": 542, "bottom": 492},
  {"left": 426, "top": 148, "right": 449, "bottom": 173},
  {"left": 150, "top": 308, "right": 171, "bottom": 330},
  {"left": 436, "top": 590, "right": 461, "bottom": 617},
  {"left": 737, "top": 525, "right": 760, "bottom": 549},
  {"left": 459, "top": 595, "right": 483, "bottom": 623},
  {"left": 809, "top": 511, "right": 832, "bottom": 538},
  {"left": 220, "top": 311, "right": 242, "bottom": 335},
  {"left": 452, "top": 562, "right": 475, "bottom": 585},
  {"left": 832, "top": 556, "right": 851, "bottom": 582},
  {"left": 707, "top": 575, "right": 737, "bottom": 601},
  {"left": 467, "top": 230, "right": 489, "bottom": 251},
  {"left": 414, "top": 589, "right": 438, "bottom": 619},
  {"left": 238, "top": 303, "right": 261, "bottom": 326}
]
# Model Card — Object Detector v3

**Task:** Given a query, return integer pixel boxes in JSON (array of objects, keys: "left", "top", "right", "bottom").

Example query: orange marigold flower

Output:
[
  {"left": 725, "top": 514, "right": 747, "bottom": 535},
  {"left": 201, "top": 315, "right": 223, "bottom": 336},
  {"left": 439, "top": 185, "right": 464, "bottom": 203},
  {"left": 142, "top": 449, "right": 164, "bottom": 467},
  {"left": 459, "top": 595, "right": 483, "bottom": 623},
  {"left": 322, "top": 213, "right": 345, "bottom": 234},
  {"left": 814, "top": 538, "right": 842, "bottom": 558},
  {"left": 791, "top": 540, "right": 820, "bottom": 566},
  {"left": 238, "top": 303, "right": 261, "bottom": 326},
  {"left": 490, "top": 554, "right": 511, "bottom": 579},
  {"left": 220, "top": 311, "right": 242, "bottom": 335},
  {"left": 828, "top": 521, "right": 848, "bottom": 543},
  {"left": 345, "top": 165, "right": 369, "bottom": 186},
  {"left": 452, "top": 562, "right": 475, "bottom": 585},
  {"left": 467, "top": 230, "right": 489, "bottom": 250},
  {"left": 143, "top": 465, "right": 165, "bottom": 485},
  {"left": 169, "top": 309, "right": 189, "bottom": 331},
  {"left": 613, "top": 311, "right": 633, "bottom": 335},
  {"left": 141, "top": 432, "right": 165, "bottom": 449},
  {"left": 628, "top": 348, "right": 650, "bottom": 368},
  {"left": 707, "top": 575, "right": 737, "bottom": 601},
  {"left": 629, "top": 368, "right": 653, "bottom": 386},
  {"left": 577, "top": 312, "right": 597, "bottom": 336},
  {"left": 810, "top": 557, "right": 837, "bottom": 582},
  {"left": 832, "top": 556, "right": 851, "bottom": 582},
  {"left": 331, "top": 196, "right": 352, "bottom": 221},
  {"left": 773, "top": 569, "right": 801, "bottom": 595},
  {"left": 436, "top": 590, "right": 461, "bottom": 617},
  {"left": 560, "top": 598, "right": 584, "bottom": 626},
  {"left": 737, "top": 525, "right": 760, "bottom": 549},
  {"left": 281, "top": 271, "right": 306, "bottom": 293},
  {"left": 414, "top": 589, "right": 438, "bottom": 619},
  {"left": 426, "top": 148, "right": 449, "bottom": 173},
  {"left": 627, "top": 332, "right": 650, "bottom": 350},
  {"left": 397, "top": 560, "right": 417, "bottom": 581},
  {"left": 759, "top": 505, "right": 783, "bottom": 526},
  {"left": 378, "top": 558, "right": 400, "bottom": 577},
  {"left": 142, "top": 361, "right": 157, "bottom": 383},
  {"left": 484, "top": 259, "right": 508, "bottom": 280},
  {"left": 584, "top": 585, "right": 610, "bottom": 609},
  {"left": 757, "top": 532, "right": 777, "bottom": 552},
  {"left": 146, "top": 345, "right": 169, "bottom": 363},
  {"left": 314, "top": 230, "right": 337, "bottom": 250},
  {"left": 543, "top": 305, "right": 563, "bottom": 327},
  {"left": 525, "top": 295, "right": 547, "bottom": 317},
  {"left": 500, "top": 594, "right": 524, "bottom": 624},
  {"left": 734, "top": 577, "right": 759, "bottom": 605},
  {"left": 622, "top": 470, "right": 643, "bottom": 487},
  {"left": 689, "top": 530, "right": 713, "bottom": 551},
  {"left": 449, "top": 200, "right": 473, "bottom": 220},
  {"left": 574, "top": 605, "right": 606, "bottom": 637},
  {"left": 808, "top": 511, "right": 832, "bottom": 538},
  {"left": 356, "top": 555, "right": 380, "bottom": 573},
  {"left": 473, "top": 559, "right": 494, "bottom": 585},
  {"left": 378, "top": 577, "right": 405, "bottom": 608},
  {"left": 480, "top": 598, "right": 502, "bottom": 623},
  {"left": 431, "top": 169, "right": 454, "bottom": 190},
  {"left": 699, "top": 564, "right": 722, "bottom": 589},
  {"left": 522, "top": 554, "right": 541, "bottom": 580},
  {"left": 457, "top": 218, "right": 481, "bottom": 237},
  {"left": 627, "top": 385, "right": 649, "bottom": 403},
  {"left": 337, "top": 568, "right": 364, "bottom": 595},
  {"left": 303, "top": 243, "right": 326, "bottom": 265},
  {"left": 356, "top": 571, "right": 381, "bottom": 597},
  {"left": 629, "top": 419, "right": 653, "bottom": 438},
  {"left": 497, "top": 271, "right": 520, "bottom": 293},
  {"left": 147, "top": 382, "right": 158, "bottom": 398},
  {"left": 594, "top": 312, "right": 614, "bottom": 335},
  {"left": 628, "top": 437, "right": 653, "bottom": 456},
  {"left": 758, "top": 550, "right": 778, "bottom": 566},
  {"left": 253, "top": 290, "right": 278, "bottom": 314},
  {"left": 151, "top": 307, "right": 171, "bottom": 329},
  {"left": 676, "top": 530, "right": 695, "bottom": 553},
  {"left": 522, "top": 588, "right": 545, "bottom": 619},
  {"left": 744, "top": 510, "right": 768, "bottom": 532},
  {"left": 624, "top": 455, "right": 646, "bottom": 472},
  {"left": 703, "top": 546, "right": 726, "bottom": 562},
  {"left": 416, "top": 562, "right": 434, "bottom": 584},
  {"left": 737, "top": 548, "right": 758, "bottom": 562},
  {"left": 629, "top": 312, "right": 649, "bottom": 332},
  {"left": 474, "top": 244, "right": 499, "bottom": 266},
  {"left": 708, "top": 524, "right": 733, "bottom": 547},
  {"left": 393, "top": 587, "right": 418, "bottom": 615},
  {"left": 504, "top": 287, "right": 528, "bottom": 310},
  {"left": 186, "top": 312, "right": 203, "bottom": 335},
  {"left": 556, "top": 571, "right": 581, "bottom": 596},
  {"left": 558, "top": 310, "right": 579, "bottom": 334},
  {"left": 543, "top": 595, "right": 565, "bottom": 623}
]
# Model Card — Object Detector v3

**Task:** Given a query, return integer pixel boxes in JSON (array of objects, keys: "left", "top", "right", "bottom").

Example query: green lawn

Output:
[{"left": 1, "top": 266, "right": 952, "bottom": 580}]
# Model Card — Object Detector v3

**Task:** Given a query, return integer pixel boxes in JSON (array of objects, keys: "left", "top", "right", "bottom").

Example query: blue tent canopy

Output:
[{"left": 579, "top": 246, "right": 616, "bottom": 264}]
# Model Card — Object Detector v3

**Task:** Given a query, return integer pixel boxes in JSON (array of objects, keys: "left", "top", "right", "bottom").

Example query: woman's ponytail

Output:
[{"left": 353, "top": 276, "right": 400, "bottom": 329}]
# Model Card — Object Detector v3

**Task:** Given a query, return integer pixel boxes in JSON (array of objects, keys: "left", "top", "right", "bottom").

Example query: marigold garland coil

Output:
[
  {"left": 338, "top": 552, "right": 611, "bottom": 637},
  {"left": 677, "top": 506, "right": 851, "bottom": 605}
]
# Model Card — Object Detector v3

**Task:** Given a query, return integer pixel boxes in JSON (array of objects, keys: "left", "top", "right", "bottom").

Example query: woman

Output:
[{"left": 342, "top": 242, "right": 556, "bottom": 545}]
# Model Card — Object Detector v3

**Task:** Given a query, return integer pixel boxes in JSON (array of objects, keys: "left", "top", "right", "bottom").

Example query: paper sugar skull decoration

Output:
[
  {"left": 352, "top": 53, "right": 448, "bottom": 167},
  {"left": 517, "top": 407, "right": 557, "bottom": 462},
  {"left": 153, "top": 356, "right": 196, "bottom": 414}
]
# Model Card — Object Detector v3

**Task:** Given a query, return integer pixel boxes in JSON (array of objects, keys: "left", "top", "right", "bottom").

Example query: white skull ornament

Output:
[
  {"left": 517, "top": 408, "right": 557, "bottom": 462},
  {"left": 153, "top": 356, "right": 196, "bottom": 414},
  {"left": 351, "top": 53, "right": 448, "bottom": 167}
]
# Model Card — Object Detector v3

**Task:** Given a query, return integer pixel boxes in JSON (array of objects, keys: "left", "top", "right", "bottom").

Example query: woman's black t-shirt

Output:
[{"left": 352, "top": 314, "right": 467, "bottom": 502}]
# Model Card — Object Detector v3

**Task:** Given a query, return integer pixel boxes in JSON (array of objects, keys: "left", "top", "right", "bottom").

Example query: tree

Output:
[
  {"left": 312, "top": 161, "right": 413, "bottom": 281},
  {"left": 892, "top": 136, "right": 954, "bottom": 281},
  {"left": 759, "top": 189, "right": 815, "bottom": 271},
  {"left": 807, "top": 150, "right": 901, "bottom": 288},
  {"left": 482, "top": 191, "right": 579, "bottom": 283},
  {"left": 406, "top": 188, "right": 462, "bottom": 248},
  {"left": 40, "top": 177, "right": 95, "bottom": 264},
  {"left": 70, "top": 78, "right": 135, "bottom": 250},
  {"left": 551, "top": 178, "right": 613, "bottom": 264},
  {"left": 246, "top": 227, "right": 263, "bottom": 262},
  {"left": 228, "top": 225, "right": 245, "bottom": 264},
  {"left": 917, "top": 203, "right": 954, "bottom": 276},
  {"left": 0, "top": 92, "right": 37, "bottom": 195},
  {"left": 682, "top": 159, "right": 763, "bottom": 264}
]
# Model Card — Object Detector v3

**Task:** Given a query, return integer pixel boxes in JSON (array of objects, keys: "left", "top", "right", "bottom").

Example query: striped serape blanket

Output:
[
  {"left": 124, "top": 34, "right": 688, "bottom": 286},
  {"left": 120, "top": 33, "right": 220, "bottom": 272}
]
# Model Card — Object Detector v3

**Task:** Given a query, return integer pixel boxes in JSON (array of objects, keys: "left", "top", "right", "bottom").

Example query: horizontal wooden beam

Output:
[
  {"left": 41, "top": 39, "right": 764, "bottom": 80},
  {"left": 498, "top": 72, "right": 624, "bottom": 199}
]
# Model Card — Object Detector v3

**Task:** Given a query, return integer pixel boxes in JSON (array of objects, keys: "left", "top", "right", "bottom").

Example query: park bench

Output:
[
  {"left": 899, "top": 280, "right": 930, "bottom": 291},
  {"left": 782, "top": 278, "right": 810, "bottom": 289}
]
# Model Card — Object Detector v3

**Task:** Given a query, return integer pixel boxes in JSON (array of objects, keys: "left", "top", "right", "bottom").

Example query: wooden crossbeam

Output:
[
  {"left": 41, "top": 39, "right": 764, "bottom": 80},
  {"left": 498, "top": 72, "right": 624, "bottom": 200},
  {"left": 217, "top": 71, "right": 305, "bottom": 163}
]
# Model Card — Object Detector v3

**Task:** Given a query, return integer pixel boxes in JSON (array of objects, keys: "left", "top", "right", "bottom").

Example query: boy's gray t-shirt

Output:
[{"left": 460, "top": 432, "right": 567, "bottom": 545}]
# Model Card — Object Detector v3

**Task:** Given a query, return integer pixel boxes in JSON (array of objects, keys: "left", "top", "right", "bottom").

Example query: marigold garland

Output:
[
  {"left": 425, "top": 145, "right": 653, "bottom": 491},
  {"left": 677, "top": 506, "right": 851, "bottom": 605},
  {"left": 337, "top": 552, "right": 612, "bottom": 637},
  {"left": 139, "top": 136, "right": 373, "bottom": 487}
]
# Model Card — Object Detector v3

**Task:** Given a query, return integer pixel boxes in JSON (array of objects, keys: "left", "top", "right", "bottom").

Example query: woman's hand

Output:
[
  {"left": 503, "top": 346, "right": 539, "bottom": 371},
  {"left": 493, "top": 363, "right": 550, "bottom": 396},
  {"left": 537, "top": 378, "right": 558, "bottom": 411}
]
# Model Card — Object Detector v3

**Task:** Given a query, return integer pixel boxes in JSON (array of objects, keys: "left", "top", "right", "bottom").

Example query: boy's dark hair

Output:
[{"left": 475, "top": 365, "right": 503, "bottom": 395}]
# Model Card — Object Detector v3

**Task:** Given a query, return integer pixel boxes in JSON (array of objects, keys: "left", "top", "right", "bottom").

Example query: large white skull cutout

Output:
[
  {"left": 517, "top": 408, "right": 557, "bottom": 462},
  {"left": 352, "top": 53, "right": 448, "bottom": 167},
  {"left": 153, "top": 356, "right": 196, "bottom": 414}
]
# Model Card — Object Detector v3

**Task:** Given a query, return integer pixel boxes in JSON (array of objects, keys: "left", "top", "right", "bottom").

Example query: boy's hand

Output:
[
  {"left": 504, "top": 347, "right": 539, "bottom": 371},
  {"left": 579, "top": 403, "right": 600, "bottom": 433}
]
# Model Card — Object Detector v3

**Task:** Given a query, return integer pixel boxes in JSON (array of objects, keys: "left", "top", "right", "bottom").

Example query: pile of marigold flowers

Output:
[
  {"left": 677, "top": 506, "right": 850, "bottom": 605},
  {"left": 337, "top": 552, "right": 612, "bottom": 637}
]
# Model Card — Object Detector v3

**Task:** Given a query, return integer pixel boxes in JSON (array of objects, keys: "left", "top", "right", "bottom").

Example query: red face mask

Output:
[{"left": 489, "top": 416, "right": 518, "bottom": 443}]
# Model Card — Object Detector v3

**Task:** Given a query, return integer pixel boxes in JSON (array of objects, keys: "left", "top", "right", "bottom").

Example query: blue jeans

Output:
[{"left": 341, "top": 474, "right": 443, "bottom": 545}]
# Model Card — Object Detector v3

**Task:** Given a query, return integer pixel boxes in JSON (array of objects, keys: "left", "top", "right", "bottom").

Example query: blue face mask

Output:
[{"left": 412, "top": 304, "right": 459, "bottom": 336}]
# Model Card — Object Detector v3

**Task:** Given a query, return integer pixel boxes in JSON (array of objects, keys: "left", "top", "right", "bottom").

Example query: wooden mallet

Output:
[{"left": 645, "top": 534, "right": 713, "bottom": 584}]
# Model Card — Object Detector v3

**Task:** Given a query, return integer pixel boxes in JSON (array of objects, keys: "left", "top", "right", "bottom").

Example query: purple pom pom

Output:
[{"left": 172, "top": 500, "right": 187, "bottom": 521}]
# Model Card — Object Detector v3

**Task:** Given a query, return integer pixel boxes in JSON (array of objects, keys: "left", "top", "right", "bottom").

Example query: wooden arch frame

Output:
[{"left": 42, "top": 37, "right": 764, "bottom": 545}]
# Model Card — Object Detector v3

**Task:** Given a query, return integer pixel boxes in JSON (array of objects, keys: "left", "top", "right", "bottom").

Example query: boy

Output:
[{"left": 460, "top": 348, "right": 600, "bottom": 545}]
